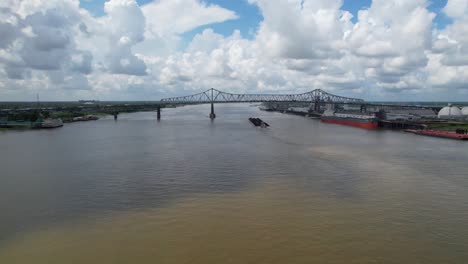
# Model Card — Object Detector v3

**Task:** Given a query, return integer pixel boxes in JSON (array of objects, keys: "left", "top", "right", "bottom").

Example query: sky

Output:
[{"left": 1, "top": 0, "right": 468, "bottom": 101}]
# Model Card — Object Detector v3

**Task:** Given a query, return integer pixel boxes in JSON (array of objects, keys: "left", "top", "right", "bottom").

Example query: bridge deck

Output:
[{"left": 160, "top": 88, "right": 364, "bottom": 104}]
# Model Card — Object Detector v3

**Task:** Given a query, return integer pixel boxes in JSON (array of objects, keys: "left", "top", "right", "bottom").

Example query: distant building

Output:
[
  {"left": 438, "top": 104, "right": 463, "bottom": 119},
  {"left": 78, "top": 100, "right": 100, "bottom": 105},
  {"left": 287, "top": 107, "right": 310, "bottom": 113},
  {"left": 384, "top": 108, "right": 436, "bottom": 121}
]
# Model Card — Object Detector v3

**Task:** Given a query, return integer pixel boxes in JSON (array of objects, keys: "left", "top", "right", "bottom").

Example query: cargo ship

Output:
[{"left": 321, "top": 110, "right": 379, "bottom": 129}]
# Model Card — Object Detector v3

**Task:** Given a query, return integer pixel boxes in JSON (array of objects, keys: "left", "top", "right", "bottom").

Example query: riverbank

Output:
[
  {"left": 265, "top": 108, "right": 468, "bottom": 132},
  {"left": 0, "top": 101, "right": 168, "bottom": 130}
]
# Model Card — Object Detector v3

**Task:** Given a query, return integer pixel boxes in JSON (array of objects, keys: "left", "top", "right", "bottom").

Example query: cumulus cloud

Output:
[
  {"left": 444, "top": 0, "right": 468, "bottom": 18},
  {"left": 424, "top": 0, "right": 468, "bottom": 91},
  {"left": 142, "top": 0, "right": 238, "bottom": 36},
  {"left": 346, "top": 0, "right": 435, "bottom": 92},
  {"left": 1, "top": 0, "right": 468, "bottom": 100},
  {"left": 101, "top": 0, "right": 147, "bottom": 75},
  {"left": 252, "top": 0, "right": 352, "bottom": 60},
  {"left": 0, "top": 1, "right": 94, "bottom": 93}
]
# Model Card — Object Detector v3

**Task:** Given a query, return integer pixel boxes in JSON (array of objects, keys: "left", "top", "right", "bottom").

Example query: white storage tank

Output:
[
  {"left": 438, "top": 104, "right": 463, "bottom": 119},
  {"left": 462, "top": 106, "right": 468, "bottom": 116}
]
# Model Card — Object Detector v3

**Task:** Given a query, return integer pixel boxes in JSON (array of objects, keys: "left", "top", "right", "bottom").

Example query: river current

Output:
[{"left": 0, "top": 104, "right": 467, "bottom": 263}]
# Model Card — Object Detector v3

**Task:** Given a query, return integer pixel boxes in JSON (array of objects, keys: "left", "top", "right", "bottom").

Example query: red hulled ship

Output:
[{"left": 320, "top": 110, "right": 379, "bottom": 129}]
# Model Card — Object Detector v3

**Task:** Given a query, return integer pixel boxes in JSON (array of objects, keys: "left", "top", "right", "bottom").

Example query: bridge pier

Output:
[
  {"left": 209, "top": 102, "right": 216, "bottom": 119},
  {"left": 314, "top": 101, "right": 321, "bottom": 112},
  {"left": 157, "top": 106, "right": 161, "bottom": 120},
  {"left": 360, "top": 104, "right": 367, "bottom": 112}
]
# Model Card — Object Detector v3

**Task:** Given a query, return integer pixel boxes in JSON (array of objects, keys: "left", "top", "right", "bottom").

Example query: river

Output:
[{"left": 0, "top": 104, "right": 467, "bottom": 263}]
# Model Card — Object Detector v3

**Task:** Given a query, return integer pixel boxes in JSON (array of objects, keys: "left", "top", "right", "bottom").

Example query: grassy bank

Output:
[{"left": 428, "top": 123, "right": 468, "bottom": 131}]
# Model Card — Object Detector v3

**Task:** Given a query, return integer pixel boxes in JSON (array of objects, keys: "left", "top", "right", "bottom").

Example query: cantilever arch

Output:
[{"left": 158, "top": 88, "right": 365, "bottom": 120}]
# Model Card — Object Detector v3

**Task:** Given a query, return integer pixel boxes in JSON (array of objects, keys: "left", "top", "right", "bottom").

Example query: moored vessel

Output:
[
  {"left": 405, "top": 129, "right": 468, "bottom": 140},
  {"left": 40, "top": 118, "right": 63, "bottom": 128},
  {"left": 321, "top": 110, "right": 378, "bottom": 129},
  {"left": 72, "top": 115, "right": 99, "bottom": 122}
]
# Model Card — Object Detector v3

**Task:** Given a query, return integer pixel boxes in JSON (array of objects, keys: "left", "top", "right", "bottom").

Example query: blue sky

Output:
[
  {"left": 80, "top": 0, "right": 451, "bottom": 40},
  {"left": 79, "top": 0, "right": 452, "bottom": 53},
  {"left": 78, "top": 0, "right": 453, "bottom": 56}
]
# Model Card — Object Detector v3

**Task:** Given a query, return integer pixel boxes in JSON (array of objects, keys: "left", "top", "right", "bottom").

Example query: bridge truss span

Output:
[{"left": 160, "top": 88, "right": 364, "bottom": 104}]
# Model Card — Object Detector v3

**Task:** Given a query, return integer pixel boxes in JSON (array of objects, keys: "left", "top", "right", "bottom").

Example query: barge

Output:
[
  {"left": 249, "top": 117, "right": 269, "bottom": 127},
  {"left": 405, "top": 129, "right": 468, "bottom": 140}
]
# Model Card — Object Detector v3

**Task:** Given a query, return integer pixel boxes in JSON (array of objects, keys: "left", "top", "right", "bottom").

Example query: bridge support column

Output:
[
  {"left": 360, "top": 104, "right": 367, "bottom": 113},
  {"left": 314, "top": 100, "right": 320, "bottom": 112},
  {"left": 209, "top": 102, "right": 216, "bottom": 119},
  {"left": 157, "top": 106, "right": 161, "bottom": 120}
]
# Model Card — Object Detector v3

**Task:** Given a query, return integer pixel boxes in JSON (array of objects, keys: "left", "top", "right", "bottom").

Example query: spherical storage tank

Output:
[
  {"left": 438, "top": 104, "right": 463, "bottom": 119},
  {"left": 462, "top": 107, "right": 468, "bottom": 116}
]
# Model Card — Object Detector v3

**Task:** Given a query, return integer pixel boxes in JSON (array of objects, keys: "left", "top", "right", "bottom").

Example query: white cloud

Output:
[
  {"left": 252, "top": 0, "right": 352, "bottom": 59},
  {"left": 1, "top": 0, "right": 468, "bottom": 100},
  {"left": 425, "top": 0, "right": 468, "bottom": 91},
  {"left": 99, "top": 0, "right": 147, "bottom": 75},
  {"left": 0, "top": 1, "right": 92, "bottom": 92},
  {"left": 142, "top": 0, "right": 238, "bottom": 36},
  {"left": 444, "top": 0, "right": 468, "bottom": 18},
  {"left": 344, "top": 0, "right": 436, "bottom": 94}
]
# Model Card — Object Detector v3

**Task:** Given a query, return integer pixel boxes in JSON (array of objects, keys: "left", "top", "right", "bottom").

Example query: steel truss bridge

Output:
[
  {"left": 159, "top": 88, "right": 365, "bottom": 119},
  {"left": 160, "top": 88, "right": 364, "bottom": 104},
  {"left": 0, "top": 88, "right": 441, "bottom": 121}
]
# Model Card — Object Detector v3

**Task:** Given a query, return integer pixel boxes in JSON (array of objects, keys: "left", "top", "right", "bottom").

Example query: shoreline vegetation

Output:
[
  {"left": 427, "top": 123, "right": 468, "bottom": 131},
  {"left": 0, "top": 101, "right": 167, "bottom": 129},
  {"left": 1, "top": 102, "right": 468, "bottom": 134}
]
